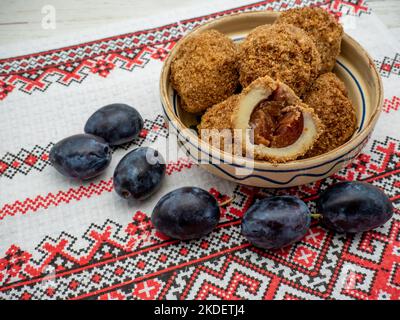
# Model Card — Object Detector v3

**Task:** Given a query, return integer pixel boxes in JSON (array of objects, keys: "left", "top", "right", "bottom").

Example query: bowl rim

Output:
[{"left": 160, "top": 11, "right": 383, "bottom": 171}]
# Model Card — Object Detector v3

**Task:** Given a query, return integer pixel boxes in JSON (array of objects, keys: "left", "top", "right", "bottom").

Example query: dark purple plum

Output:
[
  {"left": 317, "top": 181, "right": 393, "bottom": 233},
  {"left": 50, "top": 134, "right": 112, "bottom": 180},
  {"left": 113, "top": 147, "right": 165, "bottom": 200},
  {"left": 151, "top": 187, "right": 220, "bottom": 240},
  {"left": 241, "top": 196, "right": 311, "bottom": 249},
  {"left": 84, "top": 103, "right": 144, "bottom": 146}
]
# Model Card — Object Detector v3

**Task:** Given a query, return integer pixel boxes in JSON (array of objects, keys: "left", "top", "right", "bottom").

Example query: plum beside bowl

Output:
[{"left": 159, "top": 11, "right": 383, "bottom": 188}]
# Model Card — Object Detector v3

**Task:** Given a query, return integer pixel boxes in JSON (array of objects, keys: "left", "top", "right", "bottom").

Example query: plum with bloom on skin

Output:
[
  {"left": 50, "top": 134, "right": 112, "bottom": 180},
  {"left": 113, "top": 147, "right": 166, "bottom": 200},
  {"left": 152, "top": 187, "right": 220, "bottom": 240},
  {"left": 317, "top": 181, "right": 393, "bottom": 233},
  {"left": 84, "top": 103, "right": 144, "bottom": 146},
  {"left": 241, "top": 196, "right": 311, "bottom": 249}
]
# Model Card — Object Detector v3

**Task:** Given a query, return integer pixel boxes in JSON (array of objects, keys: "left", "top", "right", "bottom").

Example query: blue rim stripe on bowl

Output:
[
  {"left": 209, "top": 155, "right": 357, "bottom": 184},
  {"left": 163, "top": 103, "right": 369, "bottom": 174},
  {"left": 176, "top": 131, "right": 367, "bottom": 185},
  {"left": 337, "top": 60, "right": 366, "bottom": 133}
]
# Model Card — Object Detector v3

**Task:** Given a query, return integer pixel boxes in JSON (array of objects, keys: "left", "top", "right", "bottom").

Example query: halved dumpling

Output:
[{"left": 231, "top": 76, "right": 323, "bottom": 163}]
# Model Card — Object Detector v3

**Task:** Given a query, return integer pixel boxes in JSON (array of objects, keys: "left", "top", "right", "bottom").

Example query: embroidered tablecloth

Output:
[{"left": 0, "top": 0, "right": 399, "bottom": 300}]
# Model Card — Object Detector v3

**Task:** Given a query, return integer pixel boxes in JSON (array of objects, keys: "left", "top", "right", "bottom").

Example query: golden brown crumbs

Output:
[
  {"left": 197, "top": 95, "right": 239, "bottom": 152},
  {"left": 302, "top": 72, "right": 357, "bottom": 158},
  {"left": 170, "top": 29, "right": 239, "bottom": 114},
  {"left": 238, "top": 23, "right": 321, "bottom": 96},
  {"left": 275, "top": 7, "right": 343, "bottom": 73}
]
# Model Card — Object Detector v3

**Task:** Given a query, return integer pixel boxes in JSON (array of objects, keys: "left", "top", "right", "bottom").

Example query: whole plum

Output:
[
  {"left": 317, "top": 181, "right": 393, "bottom": 233},
  {"left": 84, "top": 103, "right": 143, "bottom": 146},
  {"left": 50, "top": 134, "right": 112, "bottom": 180},
  {"left": 113, "top": 147, "right": 165, "bottom": 200},
  {"left": 152, "top": 187, "right": 220, "bottom": 240},
  {"left": 241, "top": 196, "right": 311, "bottom": 249}
]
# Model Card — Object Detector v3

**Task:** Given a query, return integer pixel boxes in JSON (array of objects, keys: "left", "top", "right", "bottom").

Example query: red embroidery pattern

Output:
[
  {"left": 375, "top": 53, "right": 400, "bottom": 78},
  {"left": 383, "top": 96, "right": 400, "bottom": 113},
  {"left": 0, "top": 1, "right": 370, "bottom": 101},
  {"left": 90, "top": 59, "right": 115, "bottom": 78},
  {"left": 4, "top": 0, "right": 400, "bottom": 302},
  {"left": 0, "top": 134, "right": 398, "bottom": 300},
  {"left": 0, "top": 115, "right": 167, "bottom": 180},
  {"left": 0, "top": 157, "right": 194, "bottom": 221},
  {"left": 0, "top": 80, "right": 14, "bottom": 100}
]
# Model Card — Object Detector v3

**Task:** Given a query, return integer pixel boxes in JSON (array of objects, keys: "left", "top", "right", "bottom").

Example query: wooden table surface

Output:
[{"left": 0, "top": 0, "right": 399, "bottom": 46}]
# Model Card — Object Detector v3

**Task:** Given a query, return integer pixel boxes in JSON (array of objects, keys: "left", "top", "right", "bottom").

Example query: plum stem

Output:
[
  {"left": 219, "top": 197, "right": 234, "bottom": 207},
  {"left": 311, "top": 213, "right": 322, "bottom": 219}
]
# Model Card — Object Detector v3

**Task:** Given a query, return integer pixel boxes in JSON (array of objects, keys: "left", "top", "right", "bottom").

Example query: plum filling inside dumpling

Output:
[
  {"left": 250, "top": 100, "right": 304, "bottom": 148},
  {"left": 232, "top": 77, "right": 323, "bottom": 162}
]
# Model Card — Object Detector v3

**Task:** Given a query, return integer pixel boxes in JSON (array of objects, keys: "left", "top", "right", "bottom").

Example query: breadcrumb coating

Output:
[
  {"left": 198, "top": 95, "right": 238, "bottom": 132},
  {"left": 170, "top": 29, "right": 239, "bottom": 114},
  {"left": 238, "top": 23, "right": 321, "bottom": 96},
  {"left": 276, "top": 7, "right": 344, "bottom": 73},
  {"left": 302, "top": 72, "right": 357, "bottom": 158},
  {"left": 198, "top": 95, "right": 238, "bottom": 152}
]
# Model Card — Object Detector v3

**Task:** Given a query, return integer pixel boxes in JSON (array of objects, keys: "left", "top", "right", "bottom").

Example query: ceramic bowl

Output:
[{"left": 160, "top": 11, "right": 383, "bottom": 188}]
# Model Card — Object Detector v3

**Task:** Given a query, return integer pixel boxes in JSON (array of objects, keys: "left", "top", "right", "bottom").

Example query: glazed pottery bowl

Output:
[{"left": 160, "top": 11, "right": 383, "bottom": 188}]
